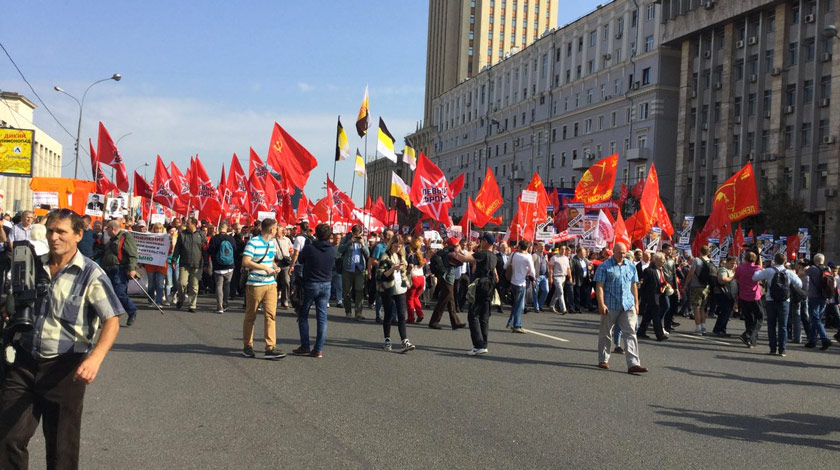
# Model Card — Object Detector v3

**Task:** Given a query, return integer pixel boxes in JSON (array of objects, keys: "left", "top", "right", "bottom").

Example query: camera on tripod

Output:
[{"left": 2, "top": 241, "right": 49, "bottom": 335}]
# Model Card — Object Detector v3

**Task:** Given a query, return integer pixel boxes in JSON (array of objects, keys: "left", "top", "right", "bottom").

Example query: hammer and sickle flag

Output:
[
  {"left": 574, "top": 153, "right": 618, "bottom": 205},
  {"left": 266, "top": 123, "right": 318, "bottom": 191},
  {"left": 713, "top": 162, "right": 759, "bottom": 222}
]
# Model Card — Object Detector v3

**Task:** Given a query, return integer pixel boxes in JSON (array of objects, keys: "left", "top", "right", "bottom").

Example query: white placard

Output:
[
  {"left": 105, "top": 195, "right": 127, "bottom": 219},
  {"left": 257, "top": 211, "right": 276, "bottom": 221},
  {"left": 84, "top": 193, "right": 105, "bottom": 217},
  {"left": 149, "top": 213, "right": 166, "bottom": 225},
  {"left": 33, "top": 191, "right": 59, "bottom": 209},
  {"left": 521, "top": 190, "right": 538, "bottom": 204},
  {"left": 132, "top": 231, "right": 170, "bottom": 267}
]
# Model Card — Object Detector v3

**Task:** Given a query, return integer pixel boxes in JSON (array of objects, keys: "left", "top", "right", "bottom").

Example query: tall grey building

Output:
[
  {"left": 660, "top": 0, "right": 840, "bottom": 256},
  {"left": 416, "top": 0, "right": 680, "bottom": 223}
]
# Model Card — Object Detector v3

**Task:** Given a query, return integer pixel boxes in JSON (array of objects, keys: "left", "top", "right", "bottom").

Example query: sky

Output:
[{"left": 1, "top": 0, "right": 605, "bottom": 204}]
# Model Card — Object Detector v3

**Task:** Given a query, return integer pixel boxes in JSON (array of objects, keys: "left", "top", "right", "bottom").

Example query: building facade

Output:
[
  {"left": 0, "top": 92, "right": 63, "bottom": 214},
  {"left": 415, "top": 0, "right": 560, "bottom": 157},
  {"left": 422, "top": 0, "right": 680, "bottom": 223},
  {"left": 659, "top": 0, "right": 840, "bottom": 255},
  {"left": 366, "top": 153, "right": 413, "bottom": 206}
]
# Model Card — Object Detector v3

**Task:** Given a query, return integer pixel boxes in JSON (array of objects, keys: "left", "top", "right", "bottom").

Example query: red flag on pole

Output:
[
  {"left": 95, "top": 122, "right": 129, "bottom": 191},
  {"left": 95, "top": 162, "right": 117, "bottom": 195},
  {"left": 248, "top": 147, "right": 270, "bottom": 182},
  {"left": 409, "top": 152, "right": 453, "bottom": 226},
  {"left": 190, "top": 157, "right": 223, "bottom": 222},
  {"left": 713, "top": 162, "right": 760, "bottom": 222},
  {"left": 574, "top": 153, "right": 618, "bottom": 204},
  {"left": 639, "top": 164, "right": 660, "bottom": 226},
  {"left": 247, "top": 171, "right": 270, "bottom": 220},
  {"left": 613, "top": 212, "right": 631, "bottom": 248},
  {"left": 732, "top": 223, "right": 745, "bottom": 257},
  {"left": 655, "top": 197, "right": 674, "bottom": 237},
  {"left": 266, "top": 123, "right": 318, "bottom": 191},
  {"left": 449, "top": 173, "right": 465, "bottom": 199},
  {"left": 473, "top": 167, "right": 504, "bottom": 227},
  {"left": 133, "top": 171, "right": 153, "bottom": 199},
  {"left": 152, "top": 156, "right": 182, "bottom": 212}
]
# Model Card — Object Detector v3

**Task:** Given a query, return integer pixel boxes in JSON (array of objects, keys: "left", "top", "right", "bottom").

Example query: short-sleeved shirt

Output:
[
  {"left": 244, "top": 235, "right": 276, "bottom": 286},
  {"left": 275, "top": 236, "right": 292, "bottom": 259},
  {"left": 20, "top": 250, "right": 124, "bottom": 359},
  {"left": 550, "top": 254, "right": 570, "bottom": 279},
  {"left": 510, "top": 251, "right": 535, "bottom": 287},
  {"left": 293, "top": 235, "right": 308, "bottom": 254},
  {"left": 689, "top": 257, "right": 707, "bottom": 288},
  {"left": 593, "top": 256, "right": 639, "bottom": 311},
  {"left": 734, "top": 262, "right": 763, "bottom": 301},
  {"left": 473, "top": 250, "right": 497, "bottom": 279},
  {"left": 8, "top": 223, "right": 31, "bottom": 245}
]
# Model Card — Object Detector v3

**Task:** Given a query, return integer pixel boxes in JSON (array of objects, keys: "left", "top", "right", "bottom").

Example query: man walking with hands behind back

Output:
[
  {"left": 594, "top": 242, "right": 648, "bottom": 374},
  {"left": 100, "top": 220, "right": 138, "bottom": 326}
]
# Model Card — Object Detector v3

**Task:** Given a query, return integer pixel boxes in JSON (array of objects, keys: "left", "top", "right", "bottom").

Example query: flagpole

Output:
[
  {"left": 332, "top": 115, "right": 340, "bottom": 192},
  {"left": 327, "top": 174, "right": 332, "bottom": 227},
  {"left": 363, "top": 132, "right": 369, "bottom": 231},
  {"left": 350, "top": 172, "right": 356, "bottom": 201}
]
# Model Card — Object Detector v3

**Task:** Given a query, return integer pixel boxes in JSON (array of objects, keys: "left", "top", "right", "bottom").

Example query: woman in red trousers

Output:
[{"left": 406, "top": 237, "right": 426, "bottom": 323}]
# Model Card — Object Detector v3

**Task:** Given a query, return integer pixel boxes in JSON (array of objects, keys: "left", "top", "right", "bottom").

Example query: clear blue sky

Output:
[{"left": 1, "top": 0, "right": 604, "bottom": 203}]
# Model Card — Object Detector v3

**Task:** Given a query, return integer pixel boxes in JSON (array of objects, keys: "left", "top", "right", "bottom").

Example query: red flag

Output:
[
  {"left": 228, "top": 154, "right": 248, "bottom": 201},
  {"left": 95, "top": 122, "right": 129, "bottom": 192},
  {"left": 473, "top": 167, "right": 504, "bottom": 227},
  {"left": 449, "top": 173, "right": 465, "bottom": 199},
  {"left": 618, "top": 182, "right": 629, "bottom": 208},
  {"left": 459, "top": 197, "right": 477, "bottom": 236},
  {"left": 639, "top": 164, "right": 660, "bottom": 226},
  {"left": 631, "top": 178, "right": 645, "bottom": 200},
  {"left": 311, "top": 196, "right": 332, "bottom": 223},
  {"left": 655, "top": 197, "right": 674, "bottom": 237},
  {"left": 409, "top": 152, "right": 453, "bottom": 226},
  {"left": 191, "top": 157, "right": 223, "bottom": 222},
  {"left": 732, "top": 223, "right": 745, "bottom": 257},
  {"left": 247, "top": 171, "right": 270, "bottom": 219},
  {"left": 786, "top": 234, "right": 800, "bottom": 260},
  {"left": 365, "top": 195, "right": 373, "bottom": 212},
  {"left": 521, "top": 172, "right": 549, "bottom": 229},
  {"left": 266, "top": 123, "right": 318, "bottom": 190},
  {"left": 625, "top": 210, "right": 652, "bottom": 242},
  {"left": 612, "top": 211, "right": 631, "bottom": 249},
  {"left": 547, "top": 187, "right": 560, "bottom": 214},
  {"left": 574, "top": 153, "right": 618, "bottom": 204},
  {"left": 169, "top": 162, "right": 191, "bottom": 209},
  {"left": 713, "top": 162, "right": 760, "bottom": 222},
  {"left": 152, "top": 156, "right": 182, "bottom": 211},
  {"left": 95, "top": 162, "right": 118, "bottom": 195},
  {"left": 297, "top": 194, "right": 318, "bottom": 225},
  {"left": 372, "top": 197, "right": 388, "bottom": 225},
  {"left": 326, "top": 176, "right": 356, "bottom": 221},
  {"left": 249, "top": 147, "right": 270, "bottom": 182},
  {"left": 133, "top": 171, "right": 153, "bottom": 199},
  {"left": 89, "top": 138, "right": 97, "bottom": 176},
  {"left": 695, "top": 199, "right": 732, "bottom": 253}
]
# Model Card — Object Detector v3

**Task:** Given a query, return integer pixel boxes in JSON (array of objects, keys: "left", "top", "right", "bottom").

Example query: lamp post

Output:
[
  {"left": 53, "top": 73, "right": 121, "bottom": 179},
  {"left": 823, "top": 24, "right": 839, "bottom": 39}
]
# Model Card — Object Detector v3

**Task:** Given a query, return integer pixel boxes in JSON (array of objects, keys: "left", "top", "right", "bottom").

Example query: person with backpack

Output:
[
  {"left": 208, "top": 221, "right": 237, "bottom": 313},
  {"left": 803, "top": 253, "right": 834, "bottom": 350},
  {"left": 429, "top": 237, "right": 467, "bottom": 330},
  {"left": 338, "top": 224, "right": 369, "bottom": 321},
  {"left": 711, "top": 256, "right": 737, "bottom": 337},
  {"left": 461, "top": 233, "right": 498, "bottom": 355},
  {"left": 100, "top": 219, "right": 139, "bottom": 326},
  {"left": 752, "top": 252, "right": 803, "bottom": 356},
  {"left": 734, "top": 251, "right": 764, "bottom": 348},
  {"left": 681, "top": 245, "right": 714, "bottom": 335}
]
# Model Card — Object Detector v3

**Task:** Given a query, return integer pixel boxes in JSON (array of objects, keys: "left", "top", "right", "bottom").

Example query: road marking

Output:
[
  {"left": 673, "top": 333, "right": 732, "bottom": 346},
  {"left": 521, "top": 328, "right": 570, "bottom": 342}
]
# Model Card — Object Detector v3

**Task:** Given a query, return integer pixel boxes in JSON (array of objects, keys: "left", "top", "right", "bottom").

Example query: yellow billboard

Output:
[{"left": 0, "top": 128, "right": 35, "bottom": 176}]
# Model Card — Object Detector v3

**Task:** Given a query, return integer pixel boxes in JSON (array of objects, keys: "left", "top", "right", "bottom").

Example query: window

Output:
[
  {"left": 642, "top": 67, "right": 651, "bottom": 85},
  {"left": 611, "top": 111, "right": 617, "bottom": 127},
  {"left": 604, "top": 24, "right": 609, "bottom": 41},
  {"left": 631, "top": 9, "right": 638, "bottom": 28},
  {"left": 764, "top": 49, "right": 774, "bottom": 70},
  {"left": 647, "top": 4, "right": 655, "bottom": 20},
  {"left": 470, "top": 15, "right": 475, "bottom": 24},
  {"left": 585, "top": 119, "right": 592, "bottom": 133},
  {"left": 763, "top": 90, "right": 772, "bottom": 114},
  {"left": 734, "top": 60, "right": 744, "bottom": 80},
  {"left": 761, "top": 130, "right": 769, "bottom": 151},
  {"left": 805, "top": 38, "right": 816, "bottom": 62},
  {"left": 746, "top": 132, "right": 755, "bottom": 151},
  {"left": 468, "top": 46, "right": 474, "bottom": 56},
  {"left": 598, "top": 115, "right": 604, "bottom": 130},
  {"left": 786, "top": 84, "right": 797, "bottom": 107},
  {"left": 469, "top": 31, "right": 474, "bottom": 40},
  {"left": 587, "top": 88, "right": 593, "bottom": 104},
  {"left": 788, "top": 41, "right": 799, "bottom": 65},
  {"left": 821, "top": 75, "right": 832, "bottom": 100},
  {"left": 768, "top": 12, "right": 776, "bottom": 32},
  {"left": 575, "top": 93, "right": 580, "bottom": 107},
  {"left": 732, "top": 134, "right": 740, "bottom": 156},
  {"left": 801, "top": 122, "right": 812, "bottom": 147},
  {"left": 578, "top": 37, "right": 583, "bottom": 52},
  {"left": 748, "top": 55, "right": 758, "bottom": 75},
  {"left": 791, "top": 5, "right": 800, "bottom": 24},
  {"left": 590, "top": 30, "right": 597, "bottom": 47},
  {"left": 645, "top": 35, "right": 654, "bottom": 52},
  {"left": 804, "top": 80, "right": 814, "bottom": 103},
  {"left": 785, "top": 125, "right": 794, "bottom": 148},
  {"left": 638, "top": 134, "right": 648, "bottom": 148},
  {"left": 573, "top": 122, "right": 579, "bottom": 137},
  {"left": 701, "top": 104, "right": 709, "bottom": 124},
  {"left": 820, "top": 119, "right": 830, "bottom": 142},
  {"left": 690, "top": 107, "right": 697, "bottom": 127},
  {"left": 748, "top": 93, "right": 756, "bottom": 116},
  {"left": 783, "top": 167, "right": 793, "bottom": 187},
  {"left": 588, "top": 60, "right": 594, "bottom": 74},
  {"left": 714, "top": 102, "right": 721, "bottom": 122},
  {"left": 734, "top": 96, "right": 742, "bottom": 117},
  {"left": 639, "top": 102, "right": 649, "bottom": 120},
  {"left": 819, "top": 163, "right": 828, "bottom": 187},
  {"left": 561, "top": 152, "right": 567, "bottom": 166}
]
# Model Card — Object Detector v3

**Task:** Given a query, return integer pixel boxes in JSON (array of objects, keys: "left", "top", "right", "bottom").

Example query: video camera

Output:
[{"left": 1, "top": 241, "right": 49, "bottom": 366}]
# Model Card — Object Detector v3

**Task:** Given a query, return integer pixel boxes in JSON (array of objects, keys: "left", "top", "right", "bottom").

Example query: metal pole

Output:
[{"left": 131, "top": 277, "right": 165, "bottom": 315}]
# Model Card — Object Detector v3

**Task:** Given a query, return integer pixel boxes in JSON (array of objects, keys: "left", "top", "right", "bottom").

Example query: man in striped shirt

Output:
[
  {"left": 0, "top": 209, "right": 123, "bottom": 469},
  {"left": 241, "top": 218, "right": 285, "bottom": 360}
]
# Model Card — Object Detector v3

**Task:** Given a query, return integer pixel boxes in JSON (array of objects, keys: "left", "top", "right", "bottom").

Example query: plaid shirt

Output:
[
  {"left": 593, "top": 256, "right": 639, "bottom": 311},
  {"left": 20, "top": 250, "right": 124, "bottom": 359}
]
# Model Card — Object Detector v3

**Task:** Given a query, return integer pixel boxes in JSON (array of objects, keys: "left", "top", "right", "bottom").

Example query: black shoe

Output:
[
  {"left": 375, "top": 318, "right": 383, "bottom": 324},
  {"left": 613, "top": 346, "right": 624, "bottom": 354},
  {"left": 637, "top": 333, "right": 651, "bottom": 339},
  {"left": 188, "top": 308, "right": 196, "bottom": 313},
  {"left": 715, "top": 332, "right": 731, "bottom": 338},
  {"left": 672, "top": 321, "right": 680, "bottom": 327},
  {"left": 834, "top": 332, "right": 840, "bottom": 343},
  {"left": 175, "top": 300, "right": 183, "bottom": 310},
  {"left": 656, "top": 335, "right": 669, "bottom": 342},
  {"left": 126, "top": 314, "right": 136, "bottom": 326},
  {"left": 821, "top": 340, "right": 832, "bottom": 351},
  {"left": 242, "top": 346, "right": 255, "bottom": 358},
  {"left": 804, "top": 342, "right": 817, "bottom": 349},
  {"left": 429, "top": 323, "right": 442, "bottom": 330},
  {"left": 739, "top": 334, "right": 750, "bottom": 347},
  {"left": 264, "top": 348, "right": 287, "bottom": 360}
]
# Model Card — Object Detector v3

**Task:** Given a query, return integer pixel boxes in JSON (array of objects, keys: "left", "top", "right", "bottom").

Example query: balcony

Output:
[{"left": 626, "top": 147, "right": 650, "bottom": 162}]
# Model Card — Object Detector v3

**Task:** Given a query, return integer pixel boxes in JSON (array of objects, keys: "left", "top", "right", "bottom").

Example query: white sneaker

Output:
[
  {"left": 384, "top": 339, "right": 392, "bottom": 351},
  {"left": 467, "top": 348, "right": 479, "bottom": 356},
  {"left": 476, "top": 348, "right": 488, "bottom": 355},
  {"left": 401, "top": 339, "right": 415, "bottom": 353}
]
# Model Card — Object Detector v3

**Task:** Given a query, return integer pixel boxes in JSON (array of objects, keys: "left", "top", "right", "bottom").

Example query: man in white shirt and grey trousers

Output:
[
  {"left": 752, "top": 252, "right": 803, "bottom": 357},
  {"left": 506, "top": 240, "right": 535, "bottom": 334}
]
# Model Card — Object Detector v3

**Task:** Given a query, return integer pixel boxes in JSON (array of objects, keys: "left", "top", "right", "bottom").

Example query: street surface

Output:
[{"left": 26, "top": 296, "right": 840, "bottom": 469}]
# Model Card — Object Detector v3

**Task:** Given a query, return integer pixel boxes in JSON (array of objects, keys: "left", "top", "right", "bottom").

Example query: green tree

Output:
[{"left": 753, "top": 183, "right": 814, "bottom": 237}]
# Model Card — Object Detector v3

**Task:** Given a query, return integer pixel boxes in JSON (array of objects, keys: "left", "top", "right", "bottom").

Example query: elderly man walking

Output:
[{"left": 594, "top": 242, "right": 648, "bottom": 374}]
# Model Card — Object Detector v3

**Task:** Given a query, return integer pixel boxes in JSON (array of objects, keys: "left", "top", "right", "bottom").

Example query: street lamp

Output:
[
  {"left": 823, "top": 24, "right": 839, "bottom": 39},
  {"left": 53, "top": 73, "right": 122, "bottom": 179}
]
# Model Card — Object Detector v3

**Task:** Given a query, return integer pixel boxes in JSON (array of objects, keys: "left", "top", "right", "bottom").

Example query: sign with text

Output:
[
  {"left": 132, "top": 231, "right": 170, "bottom": 267},
  {"left": 0, "top": 128, "right": 34, "bottom": 176}
]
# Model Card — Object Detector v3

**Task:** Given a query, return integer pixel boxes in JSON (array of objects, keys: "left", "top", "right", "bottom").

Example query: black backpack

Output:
[
  {"left": 429, "top": 248, "right": 450, "bottom": 278},
  {"left": 697, "top": 258, "right": 717, "bottom": 287},
  {"left": 819, "top": 266, "right": 836, "bottom": 299},
  {"left": 769, "top": 267, "right": 790, "bottom": 302}
]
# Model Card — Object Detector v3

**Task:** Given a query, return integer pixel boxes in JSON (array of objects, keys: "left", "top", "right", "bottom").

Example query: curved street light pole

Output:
[{"left": 53, "top": 73, "right": 121, "bottom": 179}]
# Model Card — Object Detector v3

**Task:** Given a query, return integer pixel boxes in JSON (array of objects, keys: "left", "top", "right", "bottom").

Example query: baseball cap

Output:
[{"left": 480, "top": 233, "right": 496, "bottom": 245}]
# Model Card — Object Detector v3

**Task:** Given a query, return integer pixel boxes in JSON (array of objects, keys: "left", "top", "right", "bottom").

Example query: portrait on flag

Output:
[
  {"left": 567, "top": 202, "right": 585, "bottom": 235},
  {"left": 85, "top": 193, "right": 105, "bottom": 217},
  {"left": 105, "top": 195, "right": 126, "bottom": 219}
]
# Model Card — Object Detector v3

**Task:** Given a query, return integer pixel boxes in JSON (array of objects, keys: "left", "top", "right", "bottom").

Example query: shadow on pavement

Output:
[
  {"left": 713, "top": 354, "right": 840, "bottom": 370},
  {"left": 665, "top": 366, "right": 840, "bottom": 390},
  {"left": 651, "top": 405, "right": 840, "bottom": 450},
  {"left": 111, "top": 342, "right": 240, "bottom": 356}
]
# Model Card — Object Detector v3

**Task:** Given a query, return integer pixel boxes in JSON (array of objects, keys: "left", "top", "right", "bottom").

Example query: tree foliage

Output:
[{"left": 751, "top": 183, "right": 814, "bottom": 237}]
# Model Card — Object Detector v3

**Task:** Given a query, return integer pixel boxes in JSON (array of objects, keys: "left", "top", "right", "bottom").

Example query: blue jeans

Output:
[
  {"left": 167, "top": 262, "right": 179, "bottom": 297},
  {"left": 298, "top": 281, "right": 330, "bottom": 352},
  {"left": 807, "top": 297, "right": 830, "bottom": 343},
  {"left": 712, "top": 293, "right": 734, "bottom": 334},
  {"left": 533, "top": 275, "right": 549, "bottom": 310},
  {"left": 331, "top": 271, "right": 342, "bottom": 304},
  {"left": 765, "top": 300, "right": 790, "bottom": 353},
  {"left": 107, "top": 268, "right": 137, "bottom": 316},
  {"left": 507, "top": 284, "right": 526, "bottom": 328},
  {"left": 789, "top": 299, "right": 809, "bottom": 343},
  {"left": 147, "top": 271, "right": 165, "bottom": 304},
  {"left": 375, "top": 293, "right": 397, "bottom": 321}
]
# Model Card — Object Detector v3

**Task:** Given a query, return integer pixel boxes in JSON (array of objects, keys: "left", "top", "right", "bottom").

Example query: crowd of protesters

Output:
[{"left": 4, "top": 209, "right": 839, "bottom": 372}]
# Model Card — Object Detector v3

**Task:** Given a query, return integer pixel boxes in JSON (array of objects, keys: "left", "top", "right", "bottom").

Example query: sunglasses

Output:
[{"left": 49, "top": 208, "right": 76, "bottom": 218}]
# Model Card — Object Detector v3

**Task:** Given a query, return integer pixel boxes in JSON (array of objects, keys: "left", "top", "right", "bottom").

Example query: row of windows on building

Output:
[{"left": 686, "top": 164, "right": 829, "bottom": 201}]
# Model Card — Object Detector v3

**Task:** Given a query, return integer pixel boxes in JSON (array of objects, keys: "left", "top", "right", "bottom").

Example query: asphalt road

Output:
[{"left": 25, "top": 295, "right": 840, "bottom": 469}]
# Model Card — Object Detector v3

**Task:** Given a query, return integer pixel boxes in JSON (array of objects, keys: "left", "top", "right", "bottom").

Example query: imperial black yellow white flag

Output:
[
  {"left": 355, "top": 86, "right": 370, "bottom": 138},
  {"left": 336, "top": 117, "right": 350, "bottom": 161},
  {"left": 403, "top": 139, "right": 416, "bottom": 170},
  {"left": 354, "top": 149, "right": 366, "bottom": 176},
  {"left": 390, "top": 172, "right": 411, "bottom": 208},
  {"left": 377, "top": 117, "right": 398, "bottom": 163}
]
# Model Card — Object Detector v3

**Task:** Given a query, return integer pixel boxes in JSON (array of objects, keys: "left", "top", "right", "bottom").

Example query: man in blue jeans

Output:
[
  {"left": 753, "top": 252, "right": 803, "bottom": 356},
  {"left": 506, "top": 240, "right": 534, "bottom": 333},
  {"left": 531, "top": 242, "right": 549, "bottom": 312},
  {"left": 804, "top": 253, "right": 834, "bottom": 350},
  {"left": 293, "top": 223, "right": 337, "bottom": 358}
]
